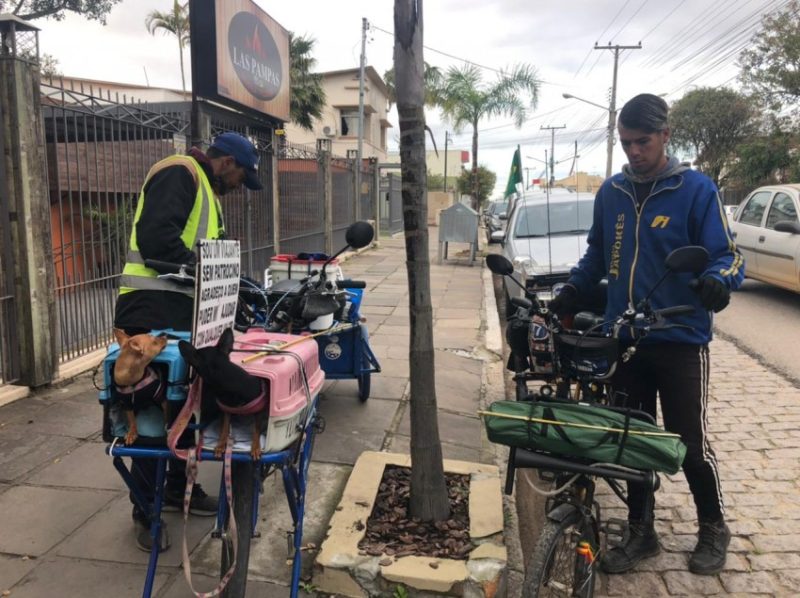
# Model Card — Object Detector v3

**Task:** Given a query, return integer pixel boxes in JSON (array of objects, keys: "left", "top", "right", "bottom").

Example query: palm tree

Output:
[
  {"left": 289, "top": 33, "right": 326, "bottom": 131},
  {"left": 438, "top": 64, "right": 539, "bottom": 209},
  {"left": 394, "top": 0, "right": 450, "bottom": 521},
  {"left": 383, "top": 62, "right": 443, "bottom": 108},
  {"left": 145, "top": 0, "right": 190, "bottom": 99}
]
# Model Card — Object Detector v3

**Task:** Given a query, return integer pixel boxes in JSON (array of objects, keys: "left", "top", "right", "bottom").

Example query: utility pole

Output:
[
  {"left": 443, "top": 131, "right": 451, "bottom": 191},
  {"left": 524, "top": 167, "right": 531, "bottom": 190},
  {"left": 594, "top": 42, "right": 642, "bottom": 178},
  {"left": 355, "top": 17, "right": 368, "bottom": 220},
  {"left": 541, "top": 124, "right": 566, "bottom": 187}
]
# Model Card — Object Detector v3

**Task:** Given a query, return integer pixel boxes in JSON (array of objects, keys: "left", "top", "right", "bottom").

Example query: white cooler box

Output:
[{"left": 267, "top": 253, "right": 343, "bottom": 285}]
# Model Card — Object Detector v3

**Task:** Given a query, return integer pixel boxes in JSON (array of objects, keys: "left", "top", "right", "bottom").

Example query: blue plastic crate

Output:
[{"left": 98, "top": 330, "right": 191, "bottom": 403}]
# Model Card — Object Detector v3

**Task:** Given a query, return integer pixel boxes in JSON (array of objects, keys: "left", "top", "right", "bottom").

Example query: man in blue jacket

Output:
[{"left": 550, "top": 94, "right": 743, "bottom": 575}]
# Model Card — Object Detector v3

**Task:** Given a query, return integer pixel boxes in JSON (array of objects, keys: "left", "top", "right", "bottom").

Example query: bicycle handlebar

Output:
[
  {"left": 144, "top": 259, "right": 192, "bottom": 275},
  {"left": 337, "top": 279, "right": 366, "bottom": 289}
]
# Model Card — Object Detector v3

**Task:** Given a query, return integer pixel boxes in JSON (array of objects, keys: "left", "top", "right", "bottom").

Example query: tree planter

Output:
[{"left": 314, "top": 451, "right": 507, "bottom": 597}]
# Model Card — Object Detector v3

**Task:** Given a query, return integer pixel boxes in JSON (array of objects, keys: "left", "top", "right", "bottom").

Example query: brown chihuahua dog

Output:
[{"left": 112, "top": 328, "right": 168, "bottom": 445}]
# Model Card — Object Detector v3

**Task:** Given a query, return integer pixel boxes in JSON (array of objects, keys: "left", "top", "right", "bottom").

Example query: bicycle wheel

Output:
[
  {"left": 522, "top": 511, "right": 596, "bottom": 598},
  {"left": 221, "top": 460, "right": 257, "bottom": 598}
]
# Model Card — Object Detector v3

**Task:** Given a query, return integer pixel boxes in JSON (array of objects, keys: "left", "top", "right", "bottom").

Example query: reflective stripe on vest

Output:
[{"left": 118, "top": 155, "right": 220, "bottom": 297}]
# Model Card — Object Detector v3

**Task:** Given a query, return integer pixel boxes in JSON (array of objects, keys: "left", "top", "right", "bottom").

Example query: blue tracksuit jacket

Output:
[{"left": 567, "top": 160, "right": 744, "bottom": 344}]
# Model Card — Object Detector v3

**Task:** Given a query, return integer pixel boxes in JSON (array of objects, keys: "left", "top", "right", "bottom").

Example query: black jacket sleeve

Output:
[{"left": 136, "top": 165, "right": 198, "bottom": 267}]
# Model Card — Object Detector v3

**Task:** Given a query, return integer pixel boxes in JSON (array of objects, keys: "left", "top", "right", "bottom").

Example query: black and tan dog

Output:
[
  {"left": 111, "top": 329, "right": 169, "bottom": 445},
  {"left": 178, "top": 328, "right": 269, "bottom": 460}
]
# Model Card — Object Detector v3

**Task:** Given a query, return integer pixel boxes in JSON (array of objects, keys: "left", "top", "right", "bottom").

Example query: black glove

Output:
[
  {"left": 693, "top": 276, "right": 730, "bottom": 313},
  {"left": 549, "top": 283, "right": 578, "bottom": 316}
]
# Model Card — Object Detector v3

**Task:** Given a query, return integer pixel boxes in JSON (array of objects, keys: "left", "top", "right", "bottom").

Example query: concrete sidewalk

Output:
[{"left": 1, "top": 235, "right": 798, "bottom": 596}]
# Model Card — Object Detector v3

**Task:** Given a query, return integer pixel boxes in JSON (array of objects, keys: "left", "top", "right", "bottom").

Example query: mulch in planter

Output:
[{"left": 357, "top": 464, "right": 471, "bottom": 560}]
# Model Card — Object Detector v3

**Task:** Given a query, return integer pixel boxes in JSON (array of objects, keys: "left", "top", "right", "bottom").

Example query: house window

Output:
[{"left": 340, "top": 110, "right": 359, "bottom": 137}]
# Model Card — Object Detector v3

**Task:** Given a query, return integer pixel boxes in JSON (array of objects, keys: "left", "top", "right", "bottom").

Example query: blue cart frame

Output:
[
  {"left": 314, "top": 288, "right": 381, "bottom": 401},
  {"left": 105, "top": 393, "right": 319, "bottom": 598}
]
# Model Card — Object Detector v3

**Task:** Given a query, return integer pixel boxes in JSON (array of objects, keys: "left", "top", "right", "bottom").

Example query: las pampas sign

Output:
[{"left": 190, "top": 0, "right": 290, "bottom": 122}]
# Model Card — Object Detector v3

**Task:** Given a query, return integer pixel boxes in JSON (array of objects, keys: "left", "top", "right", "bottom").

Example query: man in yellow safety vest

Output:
[{"left": 114, "top": 131, "right": 263, "bottom": 552}]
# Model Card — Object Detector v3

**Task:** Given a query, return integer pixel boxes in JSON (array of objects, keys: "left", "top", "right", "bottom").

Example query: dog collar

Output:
[
  {"left": 115, "top": 366, "right": 160, "bottom": 395},
  {"left": 216, "top": 381, "right": 268, "bottom": 415}
]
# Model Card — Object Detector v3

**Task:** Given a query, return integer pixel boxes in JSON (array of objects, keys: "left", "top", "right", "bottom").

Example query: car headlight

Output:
[{"left": 513, "top": 255, "right": 539, "bottom": 278}]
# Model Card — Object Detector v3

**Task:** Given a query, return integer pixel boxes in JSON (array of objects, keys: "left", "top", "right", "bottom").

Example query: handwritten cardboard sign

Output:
[{"left": 192, "top": 239, "right": 241, "bottom": 348}]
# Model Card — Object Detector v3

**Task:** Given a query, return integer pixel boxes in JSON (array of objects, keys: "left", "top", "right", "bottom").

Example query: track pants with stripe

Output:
[{"left": 612, "top": 343, "right": 724, "bottom": 523}]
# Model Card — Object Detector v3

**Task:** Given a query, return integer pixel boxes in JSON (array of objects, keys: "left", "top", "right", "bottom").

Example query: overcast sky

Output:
[{"left": 34, "top": 0, "right": 782, "bottom": 196}]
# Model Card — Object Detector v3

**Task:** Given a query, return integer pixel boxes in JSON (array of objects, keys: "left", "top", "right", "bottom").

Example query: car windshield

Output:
[
  {"left": 513, "top": 199, "right": 594, "bottom": 238},
  {"left": 489, "top": 202, "right": 507, "bottom": 215}
]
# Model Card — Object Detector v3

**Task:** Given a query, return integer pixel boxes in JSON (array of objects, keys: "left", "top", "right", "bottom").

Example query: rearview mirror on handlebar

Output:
[
  {"left": 485, "top": 254, "right": 514, "bottom": 276},
  {"left": 345, "top": 221, "right": 375, "bottom": 249},
  {"left": 664, "top": 246, "right": 709, "bottom": 274}
]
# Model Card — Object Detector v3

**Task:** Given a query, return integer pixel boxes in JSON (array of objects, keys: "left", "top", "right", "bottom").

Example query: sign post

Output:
[{"left": 192, "top": 239, "right": 241, "bottom": 349}]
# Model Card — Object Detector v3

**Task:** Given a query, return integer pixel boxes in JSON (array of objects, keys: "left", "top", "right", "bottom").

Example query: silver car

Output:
[
  {"left": 492, "top": 190, "right": 593, "bottom": 304},
  {"left": 729, "top": 184, "right": 800, "bottom": 293}
]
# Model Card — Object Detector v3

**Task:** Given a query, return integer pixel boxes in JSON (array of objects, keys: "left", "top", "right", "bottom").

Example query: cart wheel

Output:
[
  {"left": 220, "top": 460, "right": 256, "bottom": 598},
  {"left": 357, "top": 372, "right": 371, "bottom": 402}
]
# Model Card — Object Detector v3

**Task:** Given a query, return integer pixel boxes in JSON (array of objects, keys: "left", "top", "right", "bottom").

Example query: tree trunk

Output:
[
  {"left": 471, "top": 120, "right": 479, "bottom": 211},
  {"left": 394, "top": 0, "right": 450, "bottom": 522}
]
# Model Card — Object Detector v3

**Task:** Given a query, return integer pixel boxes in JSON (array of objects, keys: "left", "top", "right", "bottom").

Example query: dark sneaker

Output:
[
  {"left": 601, "top": 521, "right": 660, "bottom": 574},
  {"left": 134, "top": 518, "right": 170, "bottom": 553},
  {"left": 163, "top": 484, "right": 218, "bottom": 516},
  {"left": 689, "top": 519, "right": 730, "bottom": 575}
]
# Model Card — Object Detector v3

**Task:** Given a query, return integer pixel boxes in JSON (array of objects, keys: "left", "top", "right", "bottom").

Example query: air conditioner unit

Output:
[{"left": 322, "top": 125, "right": 336, "bottom": 138}]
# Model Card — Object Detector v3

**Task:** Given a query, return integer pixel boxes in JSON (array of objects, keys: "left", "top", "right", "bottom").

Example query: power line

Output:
[
  {"left": 369, "top": 23, "right": 566, "bottom": 87},
  {"left": 573, "top": 0, "right": 632, "bottom": 77},
  {"left": 609, "top": 0, "right": 650, "bottom": 43}
]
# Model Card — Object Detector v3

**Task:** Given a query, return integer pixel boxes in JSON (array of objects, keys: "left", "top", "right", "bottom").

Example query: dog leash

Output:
[
  {"left": 168, "top": 380, "right": 239, "bottom": 597},
  {"left": 181, "top": 437, "right": 237, "bottom": 597}
]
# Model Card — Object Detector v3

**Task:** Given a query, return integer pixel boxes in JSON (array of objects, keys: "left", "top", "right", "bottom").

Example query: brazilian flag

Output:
[{"left": 504, "top": 147, "right": 522, "bottom": 198}]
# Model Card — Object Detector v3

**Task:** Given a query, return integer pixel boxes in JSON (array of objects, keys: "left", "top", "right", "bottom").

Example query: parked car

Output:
[
  {"left": 729, "top": 184, "right": 800, "bottom": 293},
  {"left": 484, "top": 200, "right": 510, "bottom": 243},
  {"left": 492, "top": 189, "right": 593, "bottom": 304}
]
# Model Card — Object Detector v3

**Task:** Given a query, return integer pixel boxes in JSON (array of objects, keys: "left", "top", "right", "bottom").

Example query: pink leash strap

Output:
[
  {"left": 181, "top": 437, "right": 238, "bottom": 597},
  {"left": 168, "top": 378, "right": 202, "bottom": 461}
]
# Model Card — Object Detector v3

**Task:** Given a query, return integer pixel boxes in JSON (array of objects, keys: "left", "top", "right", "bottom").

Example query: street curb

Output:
[{"left": 483, "top": 266, "right": 503, "bottom": 358}]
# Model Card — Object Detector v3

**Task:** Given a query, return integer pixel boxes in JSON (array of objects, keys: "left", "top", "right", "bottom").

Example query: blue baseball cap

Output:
[{"left": 209, "top": 132, "right": 264, "bottom": 191}]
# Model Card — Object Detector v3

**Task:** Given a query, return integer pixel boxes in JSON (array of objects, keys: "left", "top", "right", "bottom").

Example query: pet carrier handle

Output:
[{"left": 338, "top": 279, "right": 366, "bottom": 289}]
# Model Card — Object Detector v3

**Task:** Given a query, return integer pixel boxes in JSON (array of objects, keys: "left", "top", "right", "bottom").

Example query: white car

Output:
[
  {"left": 729, "top": 184, "right": 800, "bottom": 293},
  {"left": 492, "top": 189, "right": 593, "bottom": 303}
]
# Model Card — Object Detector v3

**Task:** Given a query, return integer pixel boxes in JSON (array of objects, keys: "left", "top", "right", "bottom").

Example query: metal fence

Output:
[
  {"left": 278, "top": 141, "right": 325, "bottom": 256},
  {"left": 35, "top": 78, "right": 375, "bottom": 367},
  {"left": 381, "top": 172, "right": 404, "bottom": 234},
  {"left": 42, "top": 79, "right": 189, "bottom": 362}
]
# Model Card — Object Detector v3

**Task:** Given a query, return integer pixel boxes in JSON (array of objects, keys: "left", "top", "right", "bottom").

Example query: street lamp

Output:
[{"left": 562, "top": 92, "right": 616, "bottom": 179}]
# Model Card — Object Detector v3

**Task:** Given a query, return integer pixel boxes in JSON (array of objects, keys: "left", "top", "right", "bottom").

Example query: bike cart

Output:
[
  {"left": 238, "top": 279, "right": 382, "bottom": 402},
  {"left": 313, "top": 286, "right": 381, "bottom": 402},
  {"left": 99, "top": 328, "right": 325, "bottom": 598}
]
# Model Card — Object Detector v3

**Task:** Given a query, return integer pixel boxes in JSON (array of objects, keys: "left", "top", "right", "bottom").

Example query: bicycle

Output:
[
  {"left": 100, "top": 255, "right": 326, "bottom": 598},
  {"left": 483, "top": 245, "right": 709, "bottom": 597}
]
